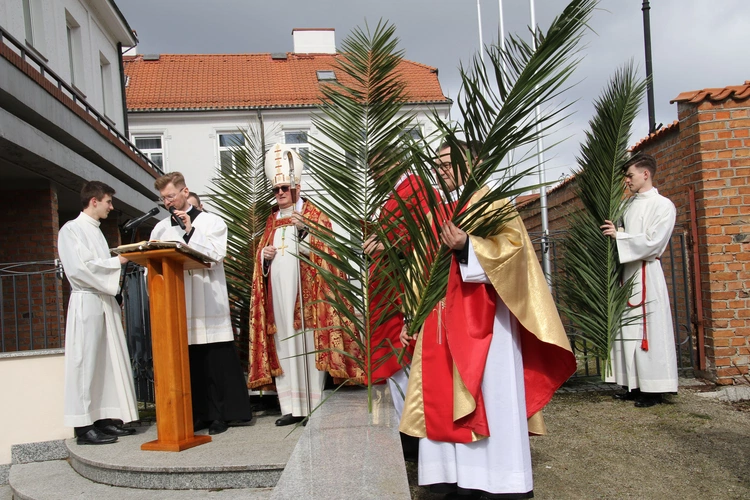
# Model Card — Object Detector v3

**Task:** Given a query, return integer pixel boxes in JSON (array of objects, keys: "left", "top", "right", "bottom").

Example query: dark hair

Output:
[
  {"left": 438, "top": 139, "right": 481, "bottom": 159},
  {"left": 188, "top": 192, "right": 202, "bottom": 206},
  {"left": 80, "top": 181, "right": 115, "bottom": 209},
  {"left": 623, "top": 153, "right": 657, "bottom": 177},
  {"left": 154, "top": 172, "right": 186, "bottom": 191}
]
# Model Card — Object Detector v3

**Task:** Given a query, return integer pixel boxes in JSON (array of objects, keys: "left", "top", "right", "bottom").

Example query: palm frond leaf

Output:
[
  {"left": 555, "top": 61, "right": 648, "bottom": 375},
  {"left": 206, "top": 125, "right": 274, "bottom": 362},
  {"left": 396, "top": 0, "right": 598, "bottom": 335}
]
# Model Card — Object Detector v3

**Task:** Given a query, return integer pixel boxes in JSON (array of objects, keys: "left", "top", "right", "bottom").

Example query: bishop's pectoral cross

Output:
[{"left": 279, "top": 226, "right": 288, "bottom": 255}]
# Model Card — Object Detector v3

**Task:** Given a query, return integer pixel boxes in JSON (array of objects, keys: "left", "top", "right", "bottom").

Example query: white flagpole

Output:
[
  {"left": 529, "top": 0, "right": 552, "bottom": 286},
  {"left": 477, "top": 0, "right": 485, "bottom": 64}
]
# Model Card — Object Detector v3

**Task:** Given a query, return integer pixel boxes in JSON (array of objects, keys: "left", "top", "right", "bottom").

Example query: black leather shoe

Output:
[
  {"left": 77, "top": 428, "right": 118, "bottom": 445},
  {"left": 193, "top": 420, "right": 210, "bottom": 432},
  {"left": 96, "top": 424, "right": 136, "bottom": 437},
  {"left": 208, "top": 420, "right": 228, "bottom": 435},
  {"left": 275, "top": 414, "right": 305, "bottom": 426},
  {"left": 634, "top": 393, "right": 663, "bottom": 408},
  {"left": 613, "top": 392, "right": 638, "bottom": 401}
]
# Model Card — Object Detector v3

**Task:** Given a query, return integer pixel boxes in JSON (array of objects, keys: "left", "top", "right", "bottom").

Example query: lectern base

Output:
[{"left": 141, "top": 435, "right": 212, "bottom": 452}]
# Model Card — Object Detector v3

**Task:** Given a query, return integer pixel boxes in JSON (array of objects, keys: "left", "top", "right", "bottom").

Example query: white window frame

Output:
[
  {"left": 282, "top": 130, "right": 311, "bottom": 171},
  {"left": 133, "top": 135, "right": 165, "bottom": 170},
  {"left": 22, "top": 0, "right": 47, "bottom": 59},
  {"left": 65, "top": 11, "right": 84, "bottom": 92},
  {"left": 217, "top": 132, "right": 246, "bottom": 174},
  {"left": 99, "top": 52, "right": 113, "bottom": 118}
]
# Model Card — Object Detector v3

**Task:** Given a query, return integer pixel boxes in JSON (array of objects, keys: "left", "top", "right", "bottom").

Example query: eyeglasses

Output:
[
  {"left": 272, "top": 185, "right": 291, "bottom": 194},
  {"left": 159, "top": 192, "right": 181, "bottom": 202}
]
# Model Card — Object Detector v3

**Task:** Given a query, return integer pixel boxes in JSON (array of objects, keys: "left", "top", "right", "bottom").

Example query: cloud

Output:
[{"left": 118, "top": 0, "right": 750, "bottom": 191}]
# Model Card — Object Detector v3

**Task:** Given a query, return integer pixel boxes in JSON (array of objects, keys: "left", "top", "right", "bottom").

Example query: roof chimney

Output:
[{"left": 292, "top": 28, "right": 336, "bottom": 54}]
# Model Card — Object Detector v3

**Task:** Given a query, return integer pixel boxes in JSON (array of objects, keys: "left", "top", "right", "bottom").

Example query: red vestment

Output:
[
  {"left": 248, "top": 200, "right": 364, "bottom": 390},
  {"left": 368, "top": 174, "right": 436, "bottom": 383}
]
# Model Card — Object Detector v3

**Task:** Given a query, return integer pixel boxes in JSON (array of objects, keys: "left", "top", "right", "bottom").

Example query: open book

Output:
[{"left": 111, "top": 240, "right": 216, "bottom": 265}]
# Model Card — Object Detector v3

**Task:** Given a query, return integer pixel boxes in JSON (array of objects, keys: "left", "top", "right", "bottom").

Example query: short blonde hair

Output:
[{"left": 154, "top": 172, "right": 186, "bottom": 191}]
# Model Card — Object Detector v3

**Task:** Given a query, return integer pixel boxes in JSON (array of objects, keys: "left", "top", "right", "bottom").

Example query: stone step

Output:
[
  {"left": 65, "top": 414, "right": 301, "bottom": 490},
  {"left": 10, "top": 460, "right": 273, "bottom": 500}
]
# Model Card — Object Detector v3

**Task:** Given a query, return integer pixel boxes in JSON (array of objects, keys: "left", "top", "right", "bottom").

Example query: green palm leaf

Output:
[
  {"left": 206, "top": 125, "right": 273, "bottom": 363},
  {"left": 396, "top": 0, "right": 598, "bottom": 336},
  {"left": 555, "top": 61, "right": 648, "bottom": 377},
  {"left": 301, "top": 20, "right": 423, "bottom": 408}
]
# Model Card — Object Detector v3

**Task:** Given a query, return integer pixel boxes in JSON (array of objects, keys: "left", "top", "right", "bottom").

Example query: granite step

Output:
[
  {"left": 10, "top": 460, "right": 273, "bottom": 500},
  {"left": 65, "top": 414, "right": 301, "bottom": 490}
]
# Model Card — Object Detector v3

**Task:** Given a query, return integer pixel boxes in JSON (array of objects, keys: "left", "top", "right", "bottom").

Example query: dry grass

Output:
[{"left": 409, "top": 387, "right": 750, "bottom": 499}]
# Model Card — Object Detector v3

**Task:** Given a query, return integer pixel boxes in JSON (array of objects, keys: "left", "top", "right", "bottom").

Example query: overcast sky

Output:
[{"left": 118, "top": 0, "right": 750, "bottom": 189}]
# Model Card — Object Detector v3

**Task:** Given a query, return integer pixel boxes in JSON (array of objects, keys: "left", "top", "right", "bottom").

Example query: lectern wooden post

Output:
[{"left": 123, "top": 248, "right": 212, "bottom": 452}]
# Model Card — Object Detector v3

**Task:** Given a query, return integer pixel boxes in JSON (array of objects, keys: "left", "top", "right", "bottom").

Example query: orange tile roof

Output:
[
  {"left": 670, "top": 81, "right": 750, "bottom": 104},
  {"left": 631, "top": 120, "right": 679, "bottom": 152},
  {"left": 123, "top": 53, "right": 449, "bottom": 112}
]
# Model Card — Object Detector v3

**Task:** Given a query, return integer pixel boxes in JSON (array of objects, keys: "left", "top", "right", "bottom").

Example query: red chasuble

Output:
[
  {"left": 401, "top": 196, "right": 577, "bottom": 443},
  {"left": 368, "top": 174, "right": 436, "bottom": 384}
]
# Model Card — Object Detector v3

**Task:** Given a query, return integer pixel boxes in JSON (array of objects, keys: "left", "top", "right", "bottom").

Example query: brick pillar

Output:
[
  {"left": 0, "top": 184, "right": 62, "bottom": 351},
  {"left": 689, "top": 98, "right": 750, "bottom": 384}
]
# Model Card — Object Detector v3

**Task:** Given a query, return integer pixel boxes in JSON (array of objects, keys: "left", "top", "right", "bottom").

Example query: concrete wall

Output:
[
  {"left": 0, "top": 0, "right": 132, "bottom": 133},
  {"left": 0, "top": 351, "right": 70, "bottom": 465}
]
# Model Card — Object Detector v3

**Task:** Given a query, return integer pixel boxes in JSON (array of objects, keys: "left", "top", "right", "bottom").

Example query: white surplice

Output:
[
  {"left": 419, "top": 242, "right": 532, "bottom": 495},
  {"left": 58, "top": 213, "right": 139, "bottom": 427},
  {"left": 150, "top": 207, "right": 233, "bottom": 345},
  {"left": 606, "top": 187, "right": 678, "bottom": 393},
  {"left": 263, "top": 200, "right": 325, "bottom": 417}
]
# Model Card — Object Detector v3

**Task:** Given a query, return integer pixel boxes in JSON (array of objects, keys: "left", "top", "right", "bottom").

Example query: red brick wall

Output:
[
  {"left": 520, "top": 95, "right": 750, "bottom": 385},
  {"left": 0, "top": 184, "right": 63, "bottom": 351},
  {"left": 672, "top": 98, "right": 750, "bottom": 384}
]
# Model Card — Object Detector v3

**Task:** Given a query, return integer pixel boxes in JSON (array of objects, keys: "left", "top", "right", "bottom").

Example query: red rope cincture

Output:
[
  {"left": 625, "top": 256, "right": 661, "bottom": 351},
  {"left": 627, "top": 261, "right": 649, "bottom": 351}
]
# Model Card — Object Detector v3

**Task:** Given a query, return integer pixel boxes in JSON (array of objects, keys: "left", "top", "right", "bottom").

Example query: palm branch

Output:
[
  {"left": 206, "top": 125, "right": 274, "bottom": 364},
  {"left": 395, "top": 0, "right": 599, "bottom": 336},
  {"left": 555, "top": 61, "right": 647, "bottom": 377},
  {"left": 300, "top": 20, "right": 426, "bottom": 407}
]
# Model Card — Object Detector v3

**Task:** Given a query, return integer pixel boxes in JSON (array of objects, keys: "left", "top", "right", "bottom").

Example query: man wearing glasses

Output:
[
  {"left": 150, "top": 172, "right": 252, "bottom": 435},
  {"left": 248, "top": 144, "right": 364, "bottom": 426}
]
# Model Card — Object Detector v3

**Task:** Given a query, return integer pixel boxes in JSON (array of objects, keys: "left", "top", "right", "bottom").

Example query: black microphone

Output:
[
  {"left": 122, "top": 207, "right": 160, "bottom": 231},
  {"left": 169, "top": 206, "right": 186, "bottom": 230}
]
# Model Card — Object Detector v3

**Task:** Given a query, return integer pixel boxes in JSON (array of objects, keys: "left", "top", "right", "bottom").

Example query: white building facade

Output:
[{"left": 124, "top": 29, "right": 452, "bottom": 205}]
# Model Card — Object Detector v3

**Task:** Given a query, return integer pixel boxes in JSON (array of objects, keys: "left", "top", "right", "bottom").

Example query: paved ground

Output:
[{"left": 409, "top": 379, "right": 750, "bottom": 499}]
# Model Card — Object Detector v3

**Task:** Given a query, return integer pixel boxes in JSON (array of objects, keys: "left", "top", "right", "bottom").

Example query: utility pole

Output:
[{"left": 642, "top": 0, "right": 656, "bottom": 134}]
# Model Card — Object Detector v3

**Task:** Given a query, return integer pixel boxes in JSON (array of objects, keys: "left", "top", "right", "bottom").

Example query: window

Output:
[
  {"left": 283, "top": 131, "right": 310, "bottom": 170},
  {"left": 218, "top": 133, "right": 246, "bottom": 174},
  {"left": 65, "top": 11, "right": 83, "bottom": 90},
  {"left": 134, "top": 136, "right": 164, "bottom": 169},
  {"left": 23, "top": 0, "right": 34, "bottom": 45},
  {"left": 23, "top": 0, "right": 46, "bottom": 55},
  {"left": 100, "top": 53, "right": 113, "bottom": 117},
  {"left": 316, "top": 70, "right": 336, "bottom": 81}
]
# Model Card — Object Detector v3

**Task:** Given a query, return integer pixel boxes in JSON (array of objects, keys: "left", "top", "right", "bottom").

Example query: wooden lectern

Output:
[{"left": 121, "top": 244, "right": 213, "bottom": 452}]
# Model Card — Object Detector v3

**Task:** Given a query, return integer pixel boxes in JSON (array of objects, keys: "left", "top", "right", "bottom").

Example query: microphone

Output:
[
  {"left": 169, "top": 206, "right": 186, "bottom": 230},
  {"left": 122, "top": 207, "right": 160, "bottom": 231}
]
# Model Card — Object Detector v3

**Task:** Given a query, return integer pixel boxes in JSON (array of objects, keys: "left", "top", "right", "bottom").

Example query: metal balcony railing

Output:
[{"left": 0, "top": 25, "right": 164, "bottom": 176}]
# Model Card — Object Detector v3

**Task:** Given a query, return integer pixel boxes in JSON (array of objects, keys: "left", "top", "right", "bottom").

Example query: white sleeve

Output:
[
  {"left": 458, "top": 239, "right": 491, "bottom": 284},
  {"left": 57, "top": 226, "right": 120, "bottom": 296},
  {"left": 616, "top": 201, "right": 676, "bottom": 263},
  {"left": 149, "top": 219, "right": 185, "bottom": 243},
  {"left": 186, "top": 214, "right": 227, "bottom": 264}
]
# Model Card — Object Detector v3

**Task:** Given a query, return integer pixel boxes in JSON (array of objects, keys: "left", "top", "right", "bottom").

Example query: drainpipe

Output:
[
  {"left": 257, "top": 110, "right": 265, "bottom": 152},
  {"left": 118, "top": 42, "right": 129, "bottom": 138}
]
